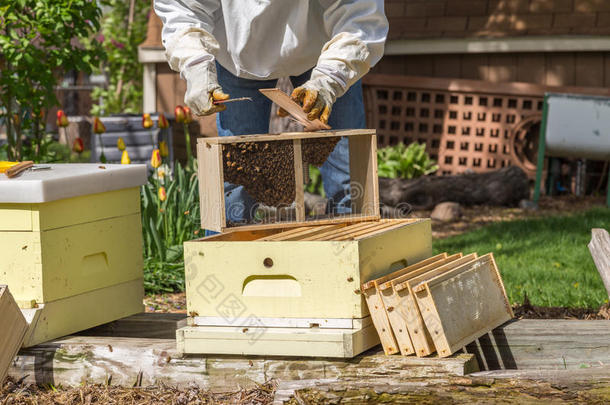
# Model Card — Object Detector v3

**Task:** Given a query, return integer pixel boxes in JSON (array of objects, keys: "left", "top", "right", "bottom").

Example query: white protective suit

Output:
[{"left": 154, "top": 0, "right": 388, "bottom": 116}]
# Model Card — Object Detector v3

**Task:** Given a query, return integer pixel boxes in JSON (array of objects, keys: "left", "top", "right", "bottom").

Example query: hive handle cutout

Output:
[
  {"left": 389, "top": 259, "right": 408, "bottom": 272},
  {"left": 242, "top": 275, "right": 302, "bottom": 297}
]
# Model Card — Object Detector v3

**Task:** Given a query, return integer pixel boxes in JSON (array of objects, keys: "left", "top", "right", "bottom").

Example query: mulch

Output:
[{"left": 0, "top": 378, "right": 276, "bottom": 405}]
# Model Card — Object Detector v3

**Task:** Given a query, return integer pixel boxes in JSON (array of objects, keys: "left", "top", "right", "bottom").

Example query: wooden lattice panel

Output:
[{"left": 363, "top": 75, "right": 610, "bottom": 177}]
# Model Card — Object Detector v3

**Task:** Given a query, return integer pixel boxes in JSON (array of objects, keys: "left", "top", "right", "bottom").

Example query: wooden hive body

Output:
[
  {"left": 197, "top": 129, "right": 380, "bottom": 232},
  {"left": 0, "top": 164, "right": 145, "bottom": 346},
  {"left": 179, "top": 218, "right": 432, "bottom": 357}
]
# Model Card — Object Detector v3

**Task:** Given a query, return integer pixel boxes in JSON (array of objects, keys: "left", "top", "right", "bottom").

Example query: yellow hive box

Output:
[
  {"left": 0, "top": 164, "right": 147, "bottom": 346},
  {"left": 179, "top": 219, "right": 431, "bottom": 357}
]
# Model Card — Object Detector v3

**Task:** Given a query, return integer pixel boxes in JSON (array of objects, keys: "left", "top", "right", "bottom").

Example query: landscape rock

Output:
[{"left": 431, "top": 202, "right": 462, "bottom": 222}]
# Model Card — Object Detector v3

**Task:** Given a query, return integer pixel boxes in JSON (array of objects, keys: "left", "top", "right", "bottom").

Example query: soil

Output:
[{"left": 222, "top": 137, "right": 339, "bottom": 207}]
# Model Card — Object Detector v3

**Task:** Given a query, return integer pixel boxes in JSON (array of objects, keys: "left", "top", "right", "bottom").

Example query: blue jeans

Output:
[{"left": 206, "top": 63, "right": 366, "bottom": 235}]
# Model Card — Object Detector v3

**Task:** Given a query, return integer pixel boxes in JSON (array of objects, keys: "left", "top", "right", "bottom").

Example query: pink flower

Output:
[{"left": 110, "top": 39, "right": 125, "bottom": 49}]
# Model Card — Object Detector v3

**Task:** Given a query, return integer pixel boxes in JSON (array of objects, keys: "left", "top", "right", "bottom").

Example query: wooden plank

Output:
[
  {"left": 293, "top": 139, "right": 305, "bottom": 222},
  {"left": 415, "top": 254, "right": 513, "bottom": 358},
  {"left": 259, "top": 88, "right": 330, "bottom": 131},
  {"left": 219, "top": 214, "right": 380, "bottom": 233},
  {"left": 355, "top": 218, "right": 419, "bottom": 240},
  {"left": 258, "top": 226, "right": 316, "bottom": 241},
  {"left": 191, "top": 316, "right": 370, "bottom": 329},
  {"left": 348, "top": 134, "right": 380, "bottom": 217},
  {"left": 277, "top": 224, "right": 345, "bottom": 241},
  {"left": 304, "top": 222, "right": 381, "bottom": 241},
  {"left": 75, "top": 313, "right": 187, "bottom": 339},
  {"left": 0, "top": 285, "right": 28, "bottom": 384},
  {"left": 10, "top": 335, "right": 477, "bottom": 389},
  {"left": 198, "top": 141, "right": 225, "bottom": 232},
  {"left": 385, "top": 254, "right": 469, "bottom": 357},
  {"left": 589, "top": 228, "right": 610, "bottom": 298},
  {"left": 468, "top": 319, "right": 610, "bottom": 371},
  {"left": 335, "top": 220, "right": 404, "bottom": 241},
  {"left": 199, "top": 129, "right": 376, "bottom": 144}
]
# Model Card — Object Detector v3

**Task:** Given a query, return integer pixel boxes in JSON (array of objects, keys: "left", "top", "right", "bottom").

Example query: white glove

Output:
[
  {"left": 286, "top": 32, "right": 371, "bottom": 124},
  {"left": 183, "top": 61, "right": 229, "bottom": 115},
  {"left": 165, "top": 27, "right": 229, "bottom": 116}
]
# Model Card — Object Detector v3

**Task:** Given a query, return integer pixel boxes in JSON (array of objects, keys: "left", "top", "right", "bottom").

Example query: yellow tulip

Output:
[
  {"left": 121, "top": 150, "right": 131, "bottom": 164},
  {"left": 93, "top": 117, "right": 106, "bottom": 134},
  {"left": 142, "top": 113, "right": 154, "bottom": 129},
  {"left": 117, "top": 137, "right": 126, "bottom": 151},
  {"left": 159, "top": 141, "right": 169, "bottom": 157},
  {"left": 150, "top": 149, "right": 162, "bottom": 168},
  {"left": 158, "top": 186, "right": 167, "bottom": 202}
]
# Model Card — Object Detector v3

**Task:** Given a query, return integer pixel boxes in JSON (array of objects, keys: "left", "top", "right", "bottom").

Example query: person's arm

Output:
[
  {"left": 291, "top": 0, "right": 388, "bottom": 124},
  {"left": 154, "top": 0, "right": 229, "bottom": 115}
]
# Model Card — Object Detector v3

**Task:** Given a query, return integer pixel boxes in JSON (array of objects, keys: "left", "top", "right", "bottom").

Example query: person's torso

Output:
[{"left": 213, "top": 0, "right": 330, "bottom": 79}]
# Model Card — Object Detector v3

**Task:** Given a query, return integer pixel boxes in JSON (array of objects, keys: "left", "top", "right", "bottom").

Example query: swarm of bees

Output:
[{"left": 222, "top": 137, "right": 341, "bottom": 207}]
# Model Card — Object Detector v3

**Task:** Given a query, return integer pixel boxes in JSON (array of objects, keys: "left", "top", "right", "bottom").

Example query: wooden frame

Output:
[
  {"left": 414, "top": 254, "right": 513, "bottom": 358},
  {"left": 361, "top": 253, "right": 447, "bottom": 355},
  {"left": 197, "top": 129, "right": 380, "bottom": 232},
  {"left": 0, "top": 285, "right": 28, "bottom": 383}
]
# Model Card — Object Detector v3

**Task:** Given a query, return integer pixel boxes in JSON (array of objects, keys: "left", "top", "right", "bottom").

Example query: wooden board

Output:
[
  {"left": 177, "top": 323, "right": 380, "bottom": 358},
  {"left": 414, "top": 254, "right": 513, "bottom": 358},
  {"left": 200, "top": 129, "right": 376, "bottom": 144},
  {"left": 348, "top": 134, "right": 380, "bottom": 217},
  {"left": 0, "top": 285, "right": 27, "bottom": 384},
  {"left": 197, "top": 141, "right": 225, "bottom": 232},
  {"left": 10, "top": 333, "right": 477, "bottom": 390},
  {"left": 259, "top": 88, "right": 330, "bottom": 132},
  {"left": 589, "top": 228, "right": 610, "bottom": 299},
  {"left": 292, "top": 139, "right": 305, "bottom": 222},
  {"left": 467, "top": 319, "right": 610, "bottom": 371}
]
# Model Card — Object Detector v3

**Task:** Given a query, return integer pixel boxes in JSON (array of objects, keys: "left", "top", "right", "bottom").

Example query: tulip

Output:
[
  {"left": 151, "top": 148, "right": 162, "bottom": 168},
  {"left": 183, "top": 106, "right": 193, "bottom": 123},
  {"left": 158, "top": 113, "right": 169, "bottom": 129},
  {"left": 93, "top": 117, "right": 106, "bottom": 134},
  {"left": 158, "top": 186, "right": 167, "bottom": 202},
  {"left": 117, "top": 137, "right": 126, "bottom": 151},
  {"left": 121, "top": 150, "right": 131, "bottom": 164},
  {"left": 159, "top": 140, "right": 169, "bottom": 157},
  {"left": 72, "top": 138, "right": 84, "bottom": 154},
  {"left": 142, "top": 113, "right": 154, "bottom": 129},
  {"left": 174, "top": 105, "right": 186, "bottom": 123},
  {"left": 56, "top": 110, "right": 69, "bottom": 127}
]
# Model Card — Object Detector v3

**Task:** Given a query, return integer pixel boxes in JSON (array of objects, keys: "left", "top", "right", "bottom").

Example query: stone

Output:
[
  {"left": 431, "top": 202, "right": 462, "bottom": 222},
  {"left": 519, "top": 199, "right": 538, "bottom": 210}
]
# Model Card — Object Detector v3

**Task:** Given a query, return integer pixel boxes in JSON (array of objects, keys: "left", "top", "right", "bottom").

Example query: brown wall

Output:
[
  {"left": 373, "top": 52, "right": 610, "bottom": 88},
  {"left": 387, "top": 0, "right": 610, "bottom": 40}
]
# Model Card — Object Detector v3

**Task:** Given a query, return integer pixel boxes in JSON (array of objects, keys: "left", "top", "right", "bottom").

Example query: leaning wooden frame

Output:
[{"left": 197, "top": 129, "right": 380, "bottom": 232}]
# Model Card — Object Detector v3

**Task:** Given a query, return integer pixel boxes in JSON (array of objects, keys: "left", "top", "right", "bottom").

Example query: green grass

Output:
[{"left": 433, "top": 207, "right": 610, "bottom": 309}]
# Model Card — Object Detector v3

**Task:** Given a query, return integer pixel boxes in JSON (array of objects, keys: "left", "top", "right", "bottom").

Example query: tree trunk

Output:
[{"left": 379, "top": 166, "right": 529, "bottom": 210}]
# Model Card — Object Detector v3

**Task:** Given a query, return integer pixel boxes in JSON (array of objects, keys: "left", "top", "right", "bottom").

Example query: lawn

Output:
[{"left": 433, "top": 207, "right": 610, "bottom": 309}]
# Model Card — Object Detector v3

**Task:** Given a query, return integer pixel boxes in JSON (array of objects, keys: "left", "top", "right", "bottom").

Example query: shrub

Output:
[
  {"left": 377, "top": 142, "right": 438, "bottom": 179},
  {"left": 0, "top": 0, "right": 104, "bottom": 160}
]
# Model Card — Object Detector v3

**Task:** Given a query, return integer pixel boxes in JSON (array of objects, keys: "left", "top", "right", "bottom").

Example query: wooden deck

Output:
[{"left": 7, "top": 314, "right": 610, "bottom": 392}]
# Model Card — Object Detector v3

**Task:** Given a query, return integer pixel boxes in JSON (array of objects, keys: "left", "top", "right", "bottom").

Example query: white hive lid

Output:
[{"left": 0, "top": 163, "right": 147, "bottom": 203}]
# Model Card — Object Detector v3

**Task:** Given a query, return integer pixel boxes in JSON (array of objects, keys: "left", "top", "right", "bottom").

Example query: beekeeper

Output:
[{"left": 155, "top": 0, "right": 388, "bottom": 227}]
